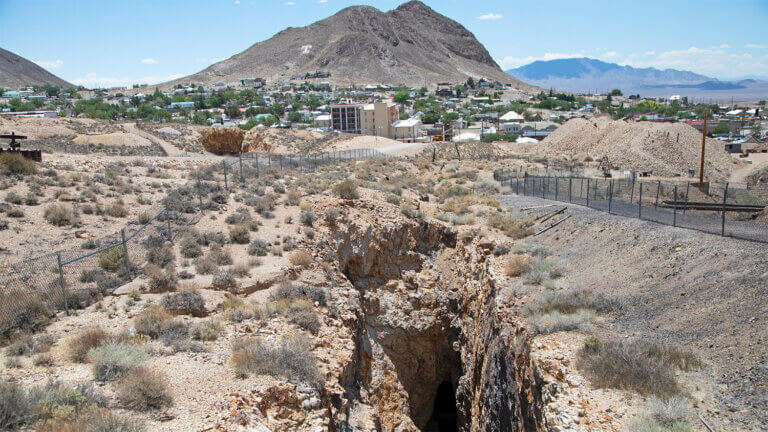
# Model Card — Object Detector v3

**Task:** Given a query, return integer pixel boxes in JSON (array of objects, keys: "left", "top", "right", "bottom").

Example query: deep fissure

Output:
[{"left": 425, "top": 381, "right": 459, "bottom": 432}]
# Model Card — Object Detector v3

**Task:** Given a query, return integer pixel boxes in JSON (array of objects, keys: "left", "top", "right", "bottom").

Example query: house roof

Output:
[
  {"left": 392, "top": 118, "right": 421, "bottom": 128},
  {"left": 500, "top": 111, "right": 524, "bottom": 121}
]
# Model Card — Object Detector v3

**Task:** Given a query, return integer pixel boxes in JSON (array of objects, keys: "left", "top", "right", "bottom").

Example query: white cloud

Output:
[
  {"left": 478, "top": 13, "right": 502, "bottom": 20},
  {"left": 644, "top": 51, "right": 656, "bottom": 56},
  {"left": 141, "top": 57, "right": 158, "bottom": 65},
  {"left": 34, "top": 60, "right": 64, "bottom": 70},
  {"left": 497, "top": 52, "right": 582, "bottom": 69},
  {"left": 601, "top": 51, "right": 620, "bottom": 59},
  {"left": 745, "top": 43, "right": 766, "bottom": 49},
  {"left": 285, "top": 1, "right": 295, "bottom": 5},
  {"left": 318, "top": 0, "right": 327, "bottom": 3},
  {"left": 234, "top": 0, "right": 240, "bottom": 4},
  {"left": 617, "top": 46, "right": 768, "bottom": 77},
  {"left": 70, "top": 73, "right": 184, "bottom": 88}
]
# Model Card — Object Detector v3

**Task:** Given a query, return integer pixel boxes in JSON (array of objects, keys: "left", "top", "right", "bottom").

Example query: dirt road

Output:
[{"left": 122, "top": 122, "right": 185, "bottom": 157}]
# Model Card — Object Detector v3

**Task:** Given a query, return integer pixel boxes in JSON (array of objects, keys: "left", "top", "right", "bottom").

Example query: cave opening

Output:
[{"left": 424, "top": 381, "right": 458, "bottom": 432}]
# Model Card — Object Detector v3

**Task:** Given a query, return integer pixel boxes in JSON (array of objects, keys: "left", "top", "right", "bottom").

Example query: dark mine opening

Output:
[{"left": 425, "top": 381, "right": 458, "bottom": 432}]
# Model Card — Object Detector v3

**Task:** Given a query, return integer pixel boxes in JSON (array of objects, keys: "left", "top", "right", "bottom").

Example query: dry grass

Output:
[
  {"left": 89, "top": 342, "right": 148, "bottom": 381},
  {"left": 230, "top": 334, "right": 322, "bottom": 386},
  {"left": 333, "top": 180, "right": 359, "bottom": 199},
  {"left": 116, "top": 367, "right": 173, "bottom": 410},
  {"left": 487, "top": 213, "right": 535, "bottom": 239},
  {"left": 504, "top": 255, "right": 530, "bottom": 277},
  {"left": 67, "top": 327, "right": 107, "bottom": 363},
  {"left": 577, "top": 337, "right": 701, "bottom": 397},
  {"left": 288, "top": 250, "right": 313, "bottom": 268}
]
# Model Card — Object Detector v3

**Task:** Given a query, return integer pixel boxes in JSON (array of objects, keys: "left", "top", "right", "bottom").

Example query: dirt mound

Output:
[
  {"left": 542, "top": 117, "right": 741, "bottom": 180},
  {"left": 199, "top": 127, "right": 245, "bottom": 155},
  {"left": 73, "top": 132, "right": 152, "bottom": 147}
]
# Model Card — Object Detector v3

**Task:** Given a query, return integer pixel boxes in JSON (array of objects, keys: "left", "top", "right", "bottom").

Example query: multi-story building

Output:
[{"left": 330, "top": 101, "right": 399, "bottom": 137}]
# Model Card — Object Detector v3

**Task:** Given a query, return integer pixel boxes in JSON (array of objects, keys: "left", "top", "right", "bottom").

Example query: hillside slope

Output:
[
  {"left": 0, "top": 47, "right": 73, "bottom": 89},
  {"left": 163, "top": 1, "right": 529, "bottom": 89}
]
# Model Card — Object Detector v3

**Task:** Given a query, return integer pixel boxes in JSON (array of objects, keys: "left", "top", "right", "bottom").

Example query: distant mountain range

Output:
[
  {"left": 0, "top": 47, "right": 73, "bottom": 90},
  {"left": 162, "top": 1, "right": 530, "bottom": 89},
  {"left": 506, "top": 58, "right": 768, "bottom": 100}
]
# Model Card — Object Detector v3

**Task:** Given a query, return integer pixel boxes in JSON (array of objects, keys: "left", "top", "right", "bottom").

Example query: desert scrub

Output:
[
  {"left": 300, "top": 209, "right": 317, "bottom": 226},
  {"left": 133, "top": 306, "right": 173, "bottom": 339},
  {"left": 0, "top": 292, "right": 51, "bottom": 341},
  {"left": 212, "top": 268, "right": 237, "bottom": 290},
  {"left": 6, "top": 333, "right": 55, "bottom": 357},
  {"left": 89, "top": 342, "right": 148, "bottom": 381},
  {"left": 333, "top": 179, "right": 359, "bottom": 199},
  {"left": 285, "top": 189, "right": 301, "bottom": 205},
  {"left": 504, "top": 254, "right": 530, "bottom": 277},
  {"left": 44, "top": 203, "right": 79, "bottom": 226},
  {"left": 145, "top": 264, "right": 176, "bottom": 293},
  {"left": 107, "top": 201, "right": 129, "bottom": 218},
  {"left": 179, "top": 236, "right": 203, "bottom": 258},
  {"left": 487, "top": 213, "right": 535, "bottom": 239},
  {"left": 193, "top": 256, "right": 217, "bottom": 275},
  {"left": 67, "top": 326, "right": 107, "bottom": 363},
  {"left": 4, "top": 192, "right": 22, "bottom": 205},
  {"left": 146, "top": 244, "right": 175, "bottom": 268},
  {"left": 116, "top": 367, "right": 173, "bottom": 410},
  {"left": 522, "top": 257, "right": 562, "bottom": 284},
  {"left": 270, "top": 284, "right": 327, "bottom": 306},
  {"left": 248, "top": 239, "right": 269, "bottom": 256},
  {"left": 207, "top": 243, "right": 233, "bottom": 265},
  {"left": 160, "top": 290, "right": 206, "bottom": 317},
  {"left": 98, "top": 246, "right": 125, "bottom": 273},
  {"left": 191, "top": 319, "right": 222, "bottom": 341},
  {"left": 229, "top": 224, "right": 250, "bottom": 244},
  {"left": 0, "top": 152, "right": 36, "bottom": 175},
  {"left": 36, "top": 406, "right": 145, "bottom": 432},
  {"left": 288, "top": 250, "right": 313, "bottom": 268},
  {"left": 230, "top": 334, "right": 322, "bottom": 385},
  {"left": 576, "top": 337, "right": 701, "bottom": 397}
]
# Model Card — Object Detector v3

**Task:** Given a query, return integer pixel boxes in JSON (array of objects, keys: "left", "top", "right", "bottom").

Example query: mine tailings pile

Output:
[{"left": 329, "top": 219, "right": 546, "bottom": 431}]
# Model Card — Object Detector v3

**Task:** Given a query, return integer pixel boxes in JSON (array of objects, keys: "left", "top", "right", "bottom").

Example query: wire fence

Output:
[
  {"left": 494, "top": 169, "right": 768, "bottom": 244},
  {"left": 0, "top": 148, "right": 387, "bottom": 334}
]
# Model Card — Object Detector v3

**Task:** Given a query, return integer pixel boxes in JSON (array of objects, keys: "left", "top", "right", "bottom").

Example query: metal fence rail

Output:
[
  {"left": 499, "top": 171, "right": 768, "bottom": 244},
  {"left": 0, "top": 148, "right": 385, "bottom": 328}
]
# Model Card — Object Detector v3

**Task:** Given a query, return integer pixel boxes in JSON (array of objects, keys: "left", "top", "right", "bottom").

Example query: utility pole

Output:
[{"left": 699, "top": 109, "right": 708, "bottom": 185}]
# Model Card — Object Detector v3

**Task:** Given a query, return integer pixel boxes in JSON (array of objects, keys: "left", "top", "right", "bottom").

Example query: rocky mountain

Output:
[
  {"left": 164, "top": 1, "right": 529, "bottom": 89},
  {"left": 0, "top": 47, "right": 73, "bottom": 89},
  {"left": 506, "top": 57, "right": 768, "bottom": 99}
]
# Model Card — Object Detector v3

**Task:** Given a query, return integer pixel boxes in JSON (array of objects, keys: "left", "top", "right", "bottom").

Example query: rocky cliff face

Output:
[{"left": 326, "top": 219, "right": 545, "bottom": 431}]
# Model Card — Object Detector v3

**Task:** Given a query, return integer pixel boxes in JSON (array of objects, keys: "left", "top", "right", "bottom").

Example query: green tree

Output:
[
  {"left": 610, "top": 89, "right": 623, "bottom": 96},
  {"left": 442, "top": 112, "right": 459, "bottom": 122},
  {"left": 270, "top": 103, "right": 284, "bottom": 118},
  {"left": 713, "top": 121, "right": 730, "bottom": 135},
  {"left": 288, "top": 111, "right": 303, "bottom": 123},
  {"left": 394, "top": 91, "right": 409, "bottom": 104}
]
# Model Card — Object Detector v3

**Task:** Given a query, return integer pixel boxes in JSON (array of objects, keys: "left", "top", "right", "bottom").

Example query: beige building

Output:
[
  {"left": 391, "top": 118, "right": 423, "bottom": 142},
  {"left": 361, "top": 102, "right": 399, "bottom": 138}
]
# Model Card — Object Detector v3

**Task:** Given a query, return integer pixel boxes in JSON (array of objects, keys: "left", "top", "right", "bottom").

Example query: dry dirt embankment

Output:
[
  {"left": 541, "top": 117, "right": 742, "bottom": 181},
  {"left": 500, "top": 194, "right": 768, "bottom": 431}
]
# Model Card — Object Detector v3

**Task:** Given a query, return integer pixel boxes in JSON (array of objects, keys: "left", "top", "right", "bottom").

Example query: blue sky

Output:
[{"left": 2, "top": 0, "right": 767, "bottom": 87}]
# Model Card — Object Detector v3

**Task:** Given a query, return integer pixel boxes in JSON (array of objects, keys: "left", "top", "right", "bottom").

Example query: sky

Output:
[{"left": 2, "top": 0, "right": 767, "bottom": 88}]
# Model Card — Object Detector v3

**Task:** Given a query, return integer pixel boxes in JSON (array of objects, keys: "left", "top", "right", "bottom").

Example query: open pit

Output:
[{"left": 326, "top": 219, "right": 545, "bottom": 431}]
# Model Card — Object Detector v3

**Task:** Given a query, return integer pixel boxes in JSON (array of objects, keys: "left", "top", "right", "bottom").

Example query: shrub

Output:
[
  {"left": 0, "top": 292, "right": 51, "bottom": 341},
  {"left": 116, "top": 367, "right": 173, "bottom": 410},
  {"left": 145, "top": 265, "right": 176, "bottom": 293},
  {"left": 6, "top": 208, "right": 22, "bottom": 218},
  {"left": 231, "top": 334, "right": 322, "bottom": 385},
  {"left": 33, "top": 353, "right": 53, "bottom": 366},
  {"left": 44, "top": 203, "right": 79, "bottom": 226},
  {"left": 137, "top": 211, "right": 152, "bottom": 225},
  {"left": 0, "top": 381, "right": 30, "bottom": 430},
  {"left": 208, "top": 244, "right": 233, "bottom": 265},
  {"left": 89, "top": 342, "right": 148, "bottom": 381},
  {"left": 133, "top": 306, "right": 172, "bottom": 339},
  {"left": 146, "top": 245, "right": 175, "bottom": 268},
  {"left": 4, "top": 192, "right": 22, "bottom": 205},
  {"left": 161, "top": 290, "right": 206, "bottom": 317},
  {"left": 107, "top": 202, "right": 128, "bottom": 218},
  {"left": 300, "top": 209, "right": 317, "bottom": 227},
  {"left": 493, "top": 244, "right": 510, "bottom": 256},
  {"left": 98, "top": 246, "right": 125, "bottom": 273},
  {"left": 212, "top": 269, "right": 236, "bottom": 291},
  {"left": 270, "top": 284, "right": 327, "bottom": 306},
  {"left": 576, "top": 337, "right": 700, "bottom": 397},
  {"left": 285, "top": 190, "right": 301, "bottom": 206},
  {"left": 646, "top": 395, "right": 690, "bottom": 427},
  {"left": 504, "top": 255, "right": 530, "bottom": 277},
  {"left": 191, "top": 319, "right": 222, "bottom": 341},
  {"left": 36, "top": 407, "right": 145, "bottom": 432},
  {"left": 290, "top": 309, "right": 321, "bottom": 334},
  {"left": 6, "top": 333, "right": 55, "bottom": 357},
  {"left": 487, "top": 214, "right": 535, "bottom": 239},
  {"left": 67, "top": 327, "right": 107, "bottom": 363},
  {"left": 179, "top": 236, "right": 202, "bottom": 258},
  {"left": 0, "top": 152, "right": 36, "bottom": 175},
  {"left": 333, "top": 180, "right": 359, "bottom": 199},
  {"left": 229, "top": 224, "right": 250, "bottom": 244},
  {"left": 0, "top": 219, "right": 7, "bottom": 231},
  {"left": 288, "top": 250, "right": 313, "bottom": 268},
  {"left": 193, "top": 256, "right": 217, "bottom": 275},
  {"left": 530, "top": 309, "right": 595, "bottom": 334},
  {"left": 248, "top": 239, "right": 269, "bottom": 256},
  {"left": 526, "top": 288, "right": 617, "bottom": 316},
  {"left": 522, "top": 257, "right": 561, "bottom": 285}
]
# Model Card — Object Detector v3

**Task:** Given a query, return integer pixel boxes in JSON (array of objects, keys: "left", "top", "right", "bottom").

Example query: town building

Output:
[
  {"left": 391, "top": 118, "right": 423, "bottom": 142},
  {"left": 330, "top": 101, "right": 399, "bottom": 137}
]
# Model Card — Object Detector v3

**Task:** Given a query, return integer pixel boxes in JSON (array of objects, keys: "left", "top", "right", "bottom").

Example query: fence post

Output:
[
  {"left": 196, "top": 170, "right": 203, "bottom": 212},
  {"left": 222, "top": 160, "right": 228, "bottom": 191},
  {"left": 555, "top": 177, "right": 559, "bottom": 201},
  {"left": 523, "top": 172, "right": 527, "bottom": 195},
  {"left": 586, "top": 178, "right": 590, "bottom": 207},
  {"left": 673, "top": 185, "right": 678, "bottom": 227},
  {"left": 57, "top": 252, "right": 69, "bottom": 316},
  {"left": 683, "top": 182, "right": 690, "bottom": 215},
  {"left": 655, "top": 180, "right": 661, "bottom": 209},
  {"left": 541, "top": 177, "right": 545, "bottom": 199},
  {"left": 608, "top": 180, "right": 613, "bottom": 214},
  {"left": 239, "top": 152, "right": 244, "bottom": 182},
  {"left": 121, "top": 228, "right": 132, "bottom": 280},
  {"left": 638, "top": 182, "right": 643, "bottom": 219},
  {"left": 280, "top": 155, "right": 283, "bottom": 170},
  {"left": 630, "top": 178, "right": 635, "bottom": 204},
  {"left": 255, "top": 154, "right": 260, "bottom": 178},
  {"left": 165, "top": 206, "right": 172, "bottom": 243},
  {"left": 569, "top": 178, "right": 573, "bottom": 203},
  {"left": 721, "top": 183, "right": 729, "bottom": 237}
]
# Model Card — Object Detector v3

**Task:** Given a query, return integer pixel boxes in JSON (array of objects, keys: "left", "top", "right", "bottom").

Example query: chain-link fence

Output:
[
  {"left": 495, "top": 170, "right": 768, "bottom": 244},
  {"left": 0, "top": 148, "right": 386, "bottom": 335}
]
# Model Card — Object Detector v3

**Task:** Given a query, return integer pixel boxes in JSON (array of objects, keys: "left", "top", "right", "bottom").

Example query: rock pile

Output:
[{"left": 199, "top": 127, "right": 246, "bottom": 155}]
